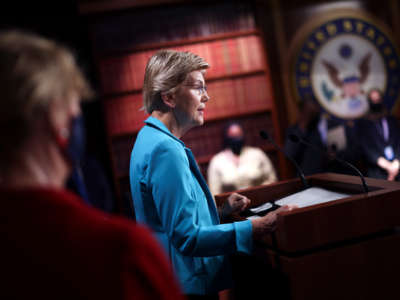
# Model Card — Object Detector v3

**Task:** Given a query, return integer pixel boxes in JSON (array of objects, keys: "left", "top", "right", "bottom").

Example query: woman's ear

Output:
[{"left": 161, "top": 92, "right": 177, "bottom": 109}]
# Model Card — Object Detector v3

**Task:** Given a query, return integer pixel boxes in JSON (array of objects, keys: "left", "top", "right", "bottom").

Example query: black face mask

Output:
[
  {"left": 226, "top": 137, "right": 244, "bottom": 155},
  {"left": 369, "top": 102, "right": 384, "bottom": 113},
  {"left": 307, "top": 115, "right": 320, "bottom": 131}
]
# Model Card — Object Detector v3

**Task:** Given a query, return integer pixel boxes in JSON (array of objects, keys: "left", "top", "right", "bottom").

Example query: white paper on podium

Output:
[
  {"left": 274, "top": 187, "right": 351, "bottom": 208},
  {"left": 249, "top": 202, "right": 273, "bottom": 214}
]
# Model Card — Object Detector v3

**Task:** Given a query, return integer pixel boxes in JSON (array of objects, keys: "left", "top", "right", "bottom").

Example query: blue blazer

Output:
[{"left": 129, "top": 117, "right": 252, "bottom": 295}]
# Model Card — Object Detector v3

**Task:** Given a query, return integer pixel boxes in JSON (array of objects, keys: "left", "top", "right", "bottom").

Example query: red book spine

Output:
[
  {"left": 226, "top": 38, "right": 241, "bottom": 75},
  {"left": 200, "top": 42, "right": 212, "bottom": 68},
  {"left": 258, "top": 75, "right": 273, "bottom": 110},
  {"left": 100, "top": 57, "right": 124, "bottom": 94},
  {"left": 104, "top": 93, "right": 146, "bottom": 136},
  {"left": 115, "top": 98, "right": 123, "bottom": 135},
  {"left": 104, "top": 99, "right": 116, "bottom": 135},
  {"left": 114, "top": 99, "right": 122, "bottom": 135},
  {"left": 219, "top": 80, "right": 229, "bottom": 119},
  {"left": 129, "top": 52, "right": 141, "bottom": 91},
  {"left": 210, "top": 40, "right": 224, "bottom": 78},
  {"left": 237, "top": 36, "right": 250, "bottom": 73},
  {"left": 125, "top": 95, "right": 135, "bottom": 134},
  {"left": 208, "top": 124, "right": 220, "bottom": 156},
  {"left": 205, "top": 81, "right": 217, "bottom": 120},
  {"left": 223, "top": 79, "right": 236, "bottom": 116},
  {"left": 124, "top": 94, "right": 147, "bottom": 133},
  {"left": 139, "top": 51, "right": 150, "bottom": 91},
  {"left": 247, "top": 35, "right": 264, "bottom": 72},
  {"left": 102, "top": 56, "right": 133, "bottom": 94},
  {"left": 216, "top": 80, "right": 227, "bottom": 118},
  {"left": 233, "top": 77, "right": 246, "bottom": 114},
  {"left": 202, "top": 42, "right": 213, "bottom": 78},
  {"left": 131, "top": 50, "right": 153, "bottom": 91},
  {"left": 121, "top": 55, "right": 133, "bottom": 92},
  {"left": 132, "top": 93, "right": 148, "bottom": 132},
  {"left": 119, "top": 96, "right": 129, "bottom": 135},
  {"left": 221, "top": 39, "right": 232, "bottom": 75},
  {"left": 243, "top": 76, "right": 256, "bottom": 112}
]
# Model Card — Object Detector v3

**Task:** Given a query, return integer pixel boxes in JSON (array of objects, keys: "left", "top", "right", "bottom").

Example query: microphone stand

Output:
[
  {"left": 260, "top": 130, "right": 309, "bottom": 189},
  {"left": 288, "top": 134, "right": 369, "bottom": 193}
]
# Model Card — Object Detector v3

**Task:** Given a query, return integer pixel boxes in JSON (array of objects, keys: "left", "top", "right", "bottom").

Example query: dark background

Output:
[{"left": 2, "top": 0, "right": 399, "bottom": 215}]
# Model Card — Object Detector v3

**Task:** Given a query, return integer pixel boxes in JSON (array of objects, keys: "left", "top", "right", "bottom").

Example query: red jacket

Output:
[{"left": 0, "top": 186, "right": 184, "bottom": 300}]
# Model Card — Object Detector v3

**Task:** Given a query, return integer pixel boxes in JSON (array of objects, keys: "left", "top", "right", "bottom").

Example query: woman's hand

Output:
[
  {"left": 387, "top": 159, "right": 400, "bottom": 181},
  {"left": 219, "top": 193, "right": 250, "bottom": 220},
  {"left": 251, "top": 205, "right": 297, "bottom": 239},
  {"left": 378, "top": 157, "right": 400, "bottom": 181}
]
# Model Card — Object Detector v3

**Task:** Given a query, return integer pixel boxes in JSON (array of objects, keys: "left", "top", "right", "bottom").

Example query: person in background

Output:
[
  {"left": 129, "top": 49, "right": 295, "bottom": 299},
  {"left": 0, "top": 30, "right": 183, "bottom": 300},
  {"left": 355, "top": 88, "right": 400, "bottom": 181},
  {"left": 284, "top": 97, "right": 330, "bottom": 176},
  {"left": 284, "top": 97, "right": 360, "bottom": 177},
  {"left": 207, "top": 121, "right": 277, "bottom": 196}
]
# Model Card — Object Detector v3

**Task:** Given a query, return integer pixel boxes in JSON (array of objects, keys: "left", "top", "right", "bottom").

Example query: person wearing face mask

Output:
[
  {"left": 284, "top": 97, "right": 336, "bottom": 176},
  {"left": 355, "top": 88, "right": 400, "bottom": 181},
  {"left": 0, "top": 30, "right": 184, "bottom": 300},
  {"left": 207, "top": 122, "right": 277, "bottom": 196},
  {"left": 65, "top": 107, "right": 115, "bottom": 213}
]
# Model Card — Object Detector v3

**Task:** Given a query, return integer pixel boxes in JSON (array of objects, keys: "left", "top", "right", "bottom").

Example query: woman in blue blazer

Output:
[{"left": 129, "top": 50, "right": 292, "bottom": 299}]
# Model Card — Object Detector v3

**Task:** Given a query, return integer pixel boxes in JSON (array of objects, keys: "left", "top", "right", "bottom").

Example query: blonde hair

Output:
[
  {"left": 143, "top": 50, "right": 209, "bottom": 114},
  {"left": 0, "top": 30, "right": 93, "bottom": 160}
]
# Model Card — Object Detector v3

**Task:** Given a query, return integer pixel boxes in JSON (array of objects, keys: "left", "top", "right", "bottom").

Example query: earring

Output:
[
  {"left": 59, "top": 127, "right": 69, "bottom": 139},
  {"left": 55, "top": 127, "right": 70, "bottom": 149}
]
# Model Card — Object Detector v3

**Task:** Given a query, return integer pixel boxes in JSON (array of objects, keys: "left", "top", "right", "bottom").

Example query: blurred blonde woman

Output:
[{"left": 0, "top": 30, "right": 182, "bottom": 300}]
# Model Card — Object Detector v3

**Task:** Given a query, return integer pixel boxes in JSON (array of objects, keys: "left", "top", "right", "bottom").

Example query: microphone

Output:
[
  {"left": 288, "top": 133, "right": 369, "bottom": 193},
  {"left": 260, "top": 130, "right": 309, "bottom": 189}
]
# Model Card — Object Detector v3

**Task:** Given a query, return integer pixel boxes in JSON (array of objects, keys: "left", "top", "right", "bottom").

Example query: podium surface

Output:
[{"left": 215, "top": 173, "right": 400, "bottom": 300}]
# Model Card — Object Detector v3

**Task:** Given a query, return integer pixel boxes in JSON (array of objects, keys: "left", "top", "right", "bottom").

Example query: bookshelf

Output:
[{"left": 86, "top": 2, "right": 284, "bottom": 213}]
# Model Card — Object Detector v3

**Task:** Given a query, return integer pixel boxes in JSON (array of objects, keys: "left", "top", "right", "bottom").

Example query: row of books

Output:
[
  {"left": 104, "top": 74, "right": 273, "bottom": 136},
  {"left": 98, "top": 34, "right": 266, "bottom": 95},
  {"left": 111, "top": 112, "right": 276, "bottom": 178},
  {"left": 104, "top": 93, "right": 147, "bottom": 137},
  {"left": 89, "top": 1, "right": 280, "bottom": 205},
  {"left": 205, "top": 74, "right": 273, "bottom": 120},
  {"left": 90, "top": 2, "right": 256, "bottom": 54}
]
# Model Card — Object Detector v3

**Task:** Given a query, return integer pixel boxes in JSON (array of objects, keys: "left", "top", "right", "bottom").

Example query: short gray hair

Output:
[{"left": 143, "top": 50, "right": 209, "bottom": 114}]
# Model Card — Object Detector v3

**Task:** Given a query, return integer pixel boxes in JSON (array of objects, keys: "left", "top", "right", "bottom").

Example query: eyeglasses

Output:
[{"left": 183, "top": 84, "right": 208, "bottom": 96}]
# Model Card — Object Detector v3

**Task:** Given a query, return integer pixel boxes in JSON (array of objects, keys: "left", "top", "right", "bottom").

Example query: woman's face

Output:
[
  {"left": 49, "top": 92, "right": 81, "bottom": 134},
  {"left": 368, "top": 90, "right": 382, "bottom": 104},
  {"left": 173, "top": 70, "right": 209, "bottom": 131}
]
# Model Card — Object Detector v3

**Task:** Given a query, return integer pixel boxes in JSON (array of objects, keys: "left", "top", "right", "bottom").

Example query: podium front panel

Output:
[{"left": 215, "top": 173, "right": 400, "bottom": 253}]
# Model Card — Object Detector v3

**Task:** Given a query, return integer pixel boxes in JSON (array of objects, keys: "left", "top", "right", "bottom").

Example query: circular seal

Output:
[{"left": 291, "top": 10, "right": 400, "bottom": 120}]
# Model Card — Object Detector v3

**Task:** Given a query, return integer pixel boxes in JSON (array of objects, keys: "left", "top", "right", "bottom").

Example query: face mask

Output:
[
  {"left": 369, "top": 102, "right": 384, "bottom": 113},
  {"left": 226, "top": 137, "right": 244, "bottom": 155},
  {"left": 66, "top": 114, "right": 86, "bottom": 165},
  {"left": 307, "top": 115, "right": 320, "bottom": 131},
  {"left": 56, "top": 114, "right": 86, "bottom": 167}
]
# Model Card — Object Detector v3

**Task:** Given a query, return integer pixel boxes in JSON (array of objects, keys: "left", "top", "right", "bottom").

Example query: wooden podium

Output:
[{"left": 215, "top": 173, "right": 400, "bottom": 300}]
